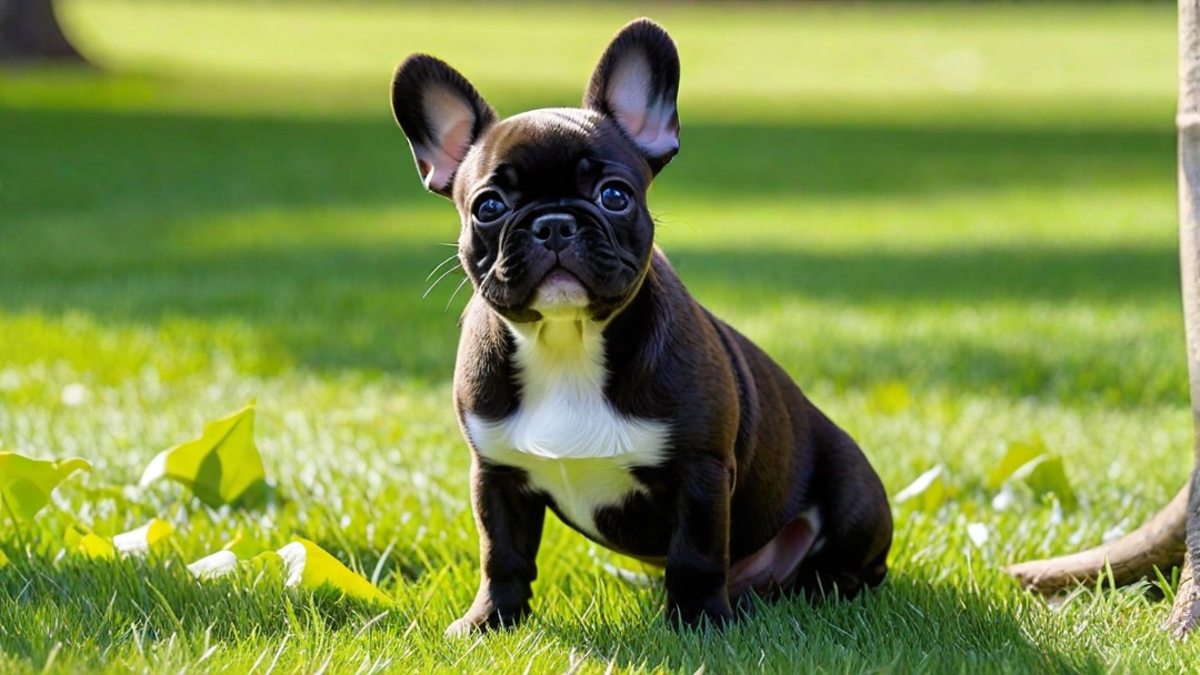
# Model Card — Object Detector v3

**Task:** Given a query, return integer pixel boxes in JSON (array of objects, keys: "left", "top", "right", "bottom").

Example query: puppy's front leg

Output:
[
  {"left": 446, "top": 458, "right": 546, "bottom": 637},
  {"left": 666, "top": 455, "right": 735, "bottom": 628}
]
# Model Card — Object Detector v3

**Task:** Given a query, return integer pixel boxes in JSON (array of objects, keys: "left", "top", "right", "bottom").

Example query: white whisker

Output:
[
  {"left": 425, "top": 253, "right": 461, "bottom": 282},
  {"left": 446, "top": 276, "right": 472, "bottom": 310},
  {"left": 423, "top": 263, "right": 463, "bottom": 299}
]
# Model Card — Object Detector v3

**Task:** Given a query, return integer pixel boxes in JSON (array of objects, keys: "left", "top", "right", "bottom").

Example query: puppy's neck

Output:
[
  {"left": 492, "top": 258, "right": 657, "bottom": 389},
  {"left": 528, "top": 318, "right": 591, "bottom": 350},
  {"left": 504, "top": 316, "right": 608, "bottom": 394}
]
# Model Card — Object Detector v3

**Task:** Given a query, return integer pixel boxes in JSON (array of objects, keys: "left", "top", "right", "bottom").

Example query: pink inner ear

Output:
[
  {"left": 414, "top": 88, "right": 478, "bottom": 192},
  {"left": 606, "top": 56, "right": 679, "bottom": 158}
]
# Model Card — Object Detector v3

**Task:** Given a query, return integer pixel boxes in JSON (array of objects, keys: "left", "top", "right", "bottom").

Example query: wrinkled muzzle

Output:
[{"left": 471, "top": 199, "right": 646, "bottom": 320}]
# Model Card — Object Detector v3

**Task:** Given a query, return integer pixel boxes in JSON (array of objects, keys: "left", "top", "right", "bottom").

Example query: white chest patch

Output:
[{"left": 463, "top": 318, "right": 670, "bottom": 540}]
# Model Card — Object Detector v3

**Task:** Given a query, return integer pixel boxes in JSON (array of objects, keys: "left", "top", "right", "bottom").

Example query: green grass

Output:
[{"left": 0, "top": 0, "right": 1194, "bottom": 672}]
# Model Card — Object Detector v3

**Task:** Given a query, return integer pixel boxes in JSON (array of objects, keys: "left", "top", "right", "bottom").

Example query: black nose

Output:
[{"left": 531, "top": 214, "right": 579, "bottom": 253}]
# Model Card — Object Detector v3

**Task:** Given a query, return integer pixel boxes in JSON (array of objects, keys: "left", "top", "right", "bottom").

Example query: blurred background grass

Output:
[{"left": 1, "top": 1, "right": 1197, "bottom": 673}]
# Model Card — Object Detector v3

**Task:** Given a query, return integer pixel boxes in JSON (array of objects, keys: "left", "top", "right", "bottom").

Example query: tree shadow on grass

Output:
[
  {"left": 670, "top": 244, "right": 1179, "bottom": 307},
  {"left": 0, "top": 99, "right": 1173, "bottom": 224},
  {"left": 538, "top": 576, "right": 1104, "bottom": 675},
  {"left": 670, "top": 119, "right": 1172, "bottom": 201},
  {"left": 0, "top": 239, "right": 1183, "bottom": 404},
  {"left": 0, "top": 99, "right": 1182, "bottom": 403}
]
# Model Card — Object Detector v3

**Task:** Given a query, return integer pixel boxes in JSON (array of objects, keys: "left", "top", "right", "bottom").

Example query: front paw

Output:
[
  {"left": 444, "top": 603, "right": 531, "bottom": 638},
  {"left": 667, "top": 594, "right": 735, "bottom": 629}
]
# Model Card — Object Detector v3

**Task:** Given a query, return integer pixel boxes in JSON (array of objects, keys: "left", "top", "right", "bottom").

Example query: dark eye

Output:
[
  {"left": 598, "top": 183, "right": 632, "bottom": 213},
  {"left": 473, "top": 194, "right": 508, "bottom": 223}
]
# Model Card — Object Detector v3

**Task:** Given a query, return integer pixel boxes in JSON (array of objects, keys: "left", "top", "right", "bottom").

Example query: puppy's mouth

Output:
[{"left": 529, "top": 266, "right": 590, "bottom": 318}]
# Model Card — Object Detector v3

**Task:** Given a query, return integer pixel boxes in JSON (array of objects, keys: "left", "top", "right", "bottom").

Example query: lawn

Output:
[{"left": 0, "top": 0, "right": 1194, "bottom": 672}]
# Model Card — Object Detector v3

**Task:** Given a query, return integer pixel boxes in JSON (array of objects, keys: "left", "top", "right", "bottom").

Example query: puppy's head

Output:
[{"left": 391, "top": 19, "right": 680, "bottom": 323}]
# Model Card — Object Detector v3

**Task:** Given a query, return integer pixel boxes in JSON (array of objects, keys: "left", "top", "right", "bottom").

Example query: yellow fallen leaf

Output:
[
  {"left": 139, "top": 402, "right": 271, "bottom": 508},
  {"left": 987, "top": 438, "right": 1045, "bottom": 490},
  {"left": 1011, "top": 454, "right": 1079, "bottom": 513},
  {"left": 0, "top": 549, "right": 9, "bottom": 569},
  {"left": 65, "top": 524, "right": 115, "bottom": 560},
  {"left": 112, "top": 518, "right": 174, "bottom": 555},
  {"left": 277, "top": 538, "right": 391, "bottom": 605},
  {"left": 222, "top": 531, "right": 267, "bottom": 559},
  {"left": 247, "top": 551, "right": 286, "bottom": 585},
  {"left": 0, "top": 452, "right": 91, "bottom": 521}
]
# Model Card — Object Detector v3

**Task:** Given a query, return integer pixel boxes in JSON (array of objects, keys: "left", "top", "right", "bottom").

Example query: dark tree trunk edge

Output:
[{"left": 0, "top": 0, "right": 88, "bottom": 65}]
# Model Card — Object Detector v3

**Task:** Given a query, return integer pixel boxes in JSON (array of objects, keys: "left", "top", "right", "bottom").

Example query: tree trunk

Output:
[
  {"left": 1007, "top": 0, "right": 1200, "bottom": 639},
  {"left": 0, "top": 0, "right": 87, "bottom": 64},
  {"left": 1167, "top": 0, "right": 1200, "bottom": 636}
]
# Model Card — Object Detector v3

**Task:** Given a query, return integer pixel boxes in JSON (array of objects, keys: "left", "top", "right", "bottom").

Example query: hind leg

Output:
[
  {"left": 789, "top": 543, "right": 888, "bottom": 601},
  {"left": 790, "top": 461, "right": 893, "bottom": 600},
  {"left": 727, "top": 449, "right": 892, "bottom": 603}
]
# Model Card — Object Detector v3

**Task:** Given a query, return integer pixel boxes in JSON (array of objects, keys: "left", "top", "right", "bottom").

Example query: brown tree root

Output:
[{"left": 1005, "top": 483, "right": 1189, "bottom": 595}]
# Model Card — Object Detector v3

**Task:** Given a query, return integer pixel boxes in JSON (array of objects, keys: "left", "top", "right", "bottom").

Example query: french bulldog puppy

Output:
[{"left": 390, "top": 18, "right": 893, "bottom": 635}]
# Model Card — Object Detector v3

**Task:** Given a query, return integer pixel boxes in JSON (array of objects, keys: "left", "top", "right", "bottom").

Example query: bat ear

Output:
[
  {"left": 392, "top": 54, "right": 498, "bottom": 197},
  {"left": 583, "top": 18, "right": 680, "bottom": 174}
]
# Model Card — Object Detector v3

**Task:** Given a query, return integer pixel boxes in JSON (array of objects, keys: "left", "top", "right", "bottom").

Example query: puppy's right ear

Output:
[
  {"left": 584, "top": 19, "right": 680, "bottom": 174},
  {"left": 391, "top": 55, "right": 498, "bottom": 197}
]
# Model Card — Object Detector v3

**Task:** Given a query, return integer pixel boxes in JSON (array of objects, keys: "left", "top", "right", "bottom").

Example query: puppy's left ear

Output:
[{"left": 583, "top": 18, "right": 680, "bottom": 174}]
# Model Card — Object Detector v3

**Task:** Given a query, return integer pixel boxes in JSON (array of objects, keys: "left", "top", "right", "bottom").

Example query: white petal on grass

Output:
[
  {"left": 112, "top": 518, "right": 174, "bottom": 555},
  {"left": 895, "top": 465, "right": 944, "bottom": 501},
  {"left": 60, "top": 383, "right": 87, "bottom": 407},
  {"left": 278, "top": 542, "right": 307, "bottom": 588},
  {"left": 188, "top": 550, "right": 239, "bottom": 578},
  {"left": 138, "top": 452, "right": 168, "bottom": 489},
  {"left": 966, "top": 522, "right": 989, "bottom": 548},
  {"left": 991, "top": 487, "right": 1015, "bottom": 512},
  {"left": 602, "top": 562, "right": 657, "bottom": 587},
  {"left": 894, "top": 465, "right": 947, "bottom": 512}
]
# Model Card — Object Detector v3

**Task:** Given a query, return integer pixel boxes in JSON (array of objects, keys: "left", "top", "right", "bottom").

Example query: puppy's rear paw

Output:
[{"left": 667, "top": 597, "right": 735, "bottom": 630}]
